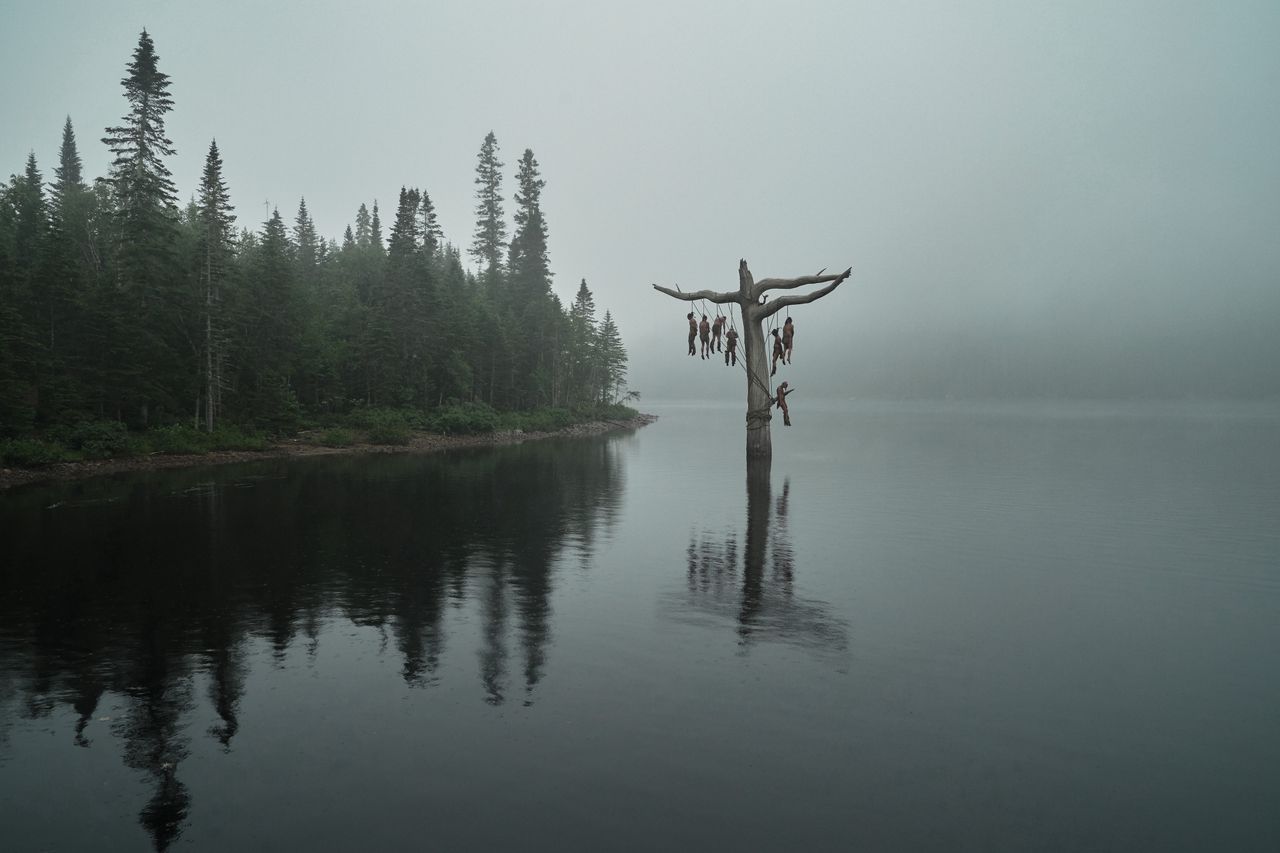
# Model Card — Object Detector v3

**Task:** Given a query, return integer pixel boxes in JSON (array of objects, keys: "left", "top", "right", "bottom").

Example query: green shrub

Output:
[
  {"left": 144, "top": 424, "right": 211, "bottom": 455},
  {"left": 430, "top": 402, "right": 499, "bottom": 435},
  {"left": 0, "top": 438, "right": 77, "bottom": 467},
  {"left": 209, "top": 425, "right": 269, "bottom": 451},
  {"left": 357, "top": 411, "right": 409, "bottom": 445},
  {"left": 507, "top": 407, "right": 574, "bottom": 433},
  {"left": 51, "top": 420, "right": 134, "bottom": 458},
  {"left": 344, "top": 407, "right": 407, "bottom": 431},
  {"left": 319, "top": 427, "right": 356, "bottom": 447},
  {"left": 367, "top": 422, "right": 410, "bottom": 445}
]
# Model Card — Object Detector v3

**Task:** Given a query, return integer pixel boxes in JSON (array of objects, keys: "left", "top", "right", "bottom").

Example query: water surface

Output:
[{"left": 2, "top": 401, "right": 1278, "bottom": 851}]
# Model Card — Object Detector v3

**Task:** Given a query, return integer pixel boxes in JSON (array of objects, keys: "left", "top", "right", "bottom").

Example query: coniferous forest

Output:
[{"left": 0, "top": 31, "right": 630, "bottom": 462}]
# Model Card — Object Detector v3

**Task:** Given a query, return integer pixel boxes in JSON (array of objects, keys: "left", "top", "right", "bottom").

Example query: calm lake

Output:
[{"left": 2, "top": 400, "right": 1278, "bottom": 851}]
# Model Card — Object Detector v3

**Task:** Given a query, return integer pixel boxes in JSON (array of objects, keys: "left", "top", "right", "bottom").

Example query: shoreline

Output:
[{"left": 0, "top": 413, "right": 658, "bottom": 492}]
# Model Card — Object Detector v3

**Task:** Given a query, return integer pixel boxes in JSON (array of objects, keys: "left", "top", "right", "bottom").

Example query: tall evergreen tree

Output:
[
  {"left": 0, "top": 156, "right": 46, "bottom": 426},
  {"left": 567, "top": 278, "right": 598, "bottom": 403},
  {"left": 508, "top": 148, "right": 550, "bottom": 304},
  {"left": 196, "top": 140, "right": 235, "bottom": 430},
  {"left": 469, "top": 131, "right": 506, "bottom": 276},
  {"left": 293, "top": 197, "right": 318, "bottom": 270},
  {"left": 354, "top": 203, "right": 371, "bottom": 248},
  {"left": 101, "top": 29, "right": 182, "bottom": 424},
  {"left": 369, "top": 201, "right": 384, "bottom": 253},
  {"left": 50, "top": 117, "right": 84, "bottom": 218},
  {"left": 102, "top": 28, "right": 178, "bottom": 276},
  {"left": 596, "top": 311, "right": 627, "bottom": 404},
  {"left": 420, "top": 190, "right": 443, "bottom": 257},
  {"left": 230, "top": 209, "right": 297, "bottom": 426}
]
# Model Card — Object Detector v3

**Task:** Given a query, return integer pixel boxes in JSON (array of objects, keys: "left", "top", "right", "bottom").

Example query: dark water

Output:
[{"left": 2, "top": 401, "right": 1278, "bottom": 851}]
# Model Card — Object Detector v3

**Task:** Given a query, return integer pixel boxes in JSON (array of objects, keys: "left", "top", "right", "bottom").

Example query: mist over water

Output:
[{"left": 3, "top": 401, "right": 1278, "bottom": 851}]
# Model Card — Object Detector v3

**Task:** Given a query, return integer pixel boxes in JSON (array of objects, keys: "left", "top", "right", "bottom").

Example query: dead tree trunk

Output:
[{"left": 653, "top": 259, "right": 851, "bottom": 461}]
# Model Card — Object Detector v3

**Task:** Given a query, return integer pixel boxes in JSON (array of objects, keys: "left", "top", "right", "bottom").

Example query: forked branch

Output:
[
  {"left": 759, "top": 267, "right": 852, "bottom": 318},
  {"left": 752, "top": 267, "right": 850, "bottom": 301}
]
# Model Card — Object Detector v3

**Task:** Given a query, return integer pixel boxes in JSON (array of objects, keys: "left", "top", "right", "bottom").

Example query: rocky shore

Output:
[{"left": 0, "top": 413, "right": 658, "bottom": 491}]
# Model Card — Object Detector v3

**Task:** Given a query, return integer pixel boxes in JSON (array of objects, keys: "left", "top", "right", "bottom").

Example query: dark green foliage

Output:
[
  {"left": 0, "top": 32, "right": 632, "bottom": 456},
  {"left": 430, "top": 401, "right": 499, "bottom": 435},
  {"left": 50, "top": 420, "right": 132, "bottom": 458},
  {"left": 470, "top": 131, "right": 506, "bottom": 276},
  {"left": 358, "top": 409, "right": 411, "bottom": 445},
  {"left": 319, "top": 427, "right": 356, "bottom": 447},
  {"left": 139, "top": 424, "right": 208, "bottom": 454},
  {"left": 0, "top": 438, "right": 77, "bottom": 466},
  {"left": 498, "top": 407, "right": 574, "bottom": 433}
]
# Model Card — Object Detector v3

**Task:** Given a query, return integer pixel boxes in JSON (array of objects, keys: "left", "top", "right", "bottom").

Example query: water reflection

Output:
[
  {"left": 677, "top": 465, "right": 848, "bottom": 654},
  {"left": 0, "top": 436, "right": 625, "bottom": 850}
]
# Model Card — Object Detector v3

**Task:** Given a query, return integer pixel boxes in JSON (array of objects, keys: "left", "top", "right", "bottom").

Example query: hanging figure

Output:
[
  {"left": 774, "top": 381, "right": 794, "bottom": 426},
  {"left": 711, "top": 315, "right": 725, "bottom": 353},
  {"left": 782, "top": 316, "right": 795, "bottom": 364},
  {"left": 687, "top": 312, "right": 697, "bottom": 356},
  {"left": 699, "top": 314, "right": 712, "bottom": 359},
  {"left": 724, "top": 325, "right": 739, "bottom": 366},
  {"left": 770, "top": 328, "right": 784, "bottom": 376}
]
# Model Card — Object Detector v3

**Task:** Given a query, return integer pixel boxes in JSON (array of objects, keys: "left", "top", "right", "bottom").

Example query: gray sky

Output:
[{"left": 5, "top": 0, "right": 1279, "bottom": 400}]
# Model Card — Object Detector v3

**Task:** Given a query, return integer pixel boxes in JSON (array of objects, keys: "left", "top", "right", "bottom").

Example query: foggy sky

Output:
[{"left": 4, "top": 0, "right": 1278, "bottom": 400}]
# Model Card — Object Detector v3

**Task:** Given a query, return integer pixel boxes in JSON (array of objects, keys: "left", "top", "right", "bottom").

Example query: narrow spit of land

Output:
[{"left": 0, "top": 414, "right": 658, "bottom": 491}]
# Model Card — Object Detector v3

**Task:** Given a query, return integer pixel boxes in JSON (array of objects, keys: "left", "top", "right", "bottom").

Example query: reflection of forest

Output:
[
  {"left": 676, "top": 468, "right": 849, "bottom": 653},
  {"left": 0, "top": 436, "right": 624, "bottom": 851}
]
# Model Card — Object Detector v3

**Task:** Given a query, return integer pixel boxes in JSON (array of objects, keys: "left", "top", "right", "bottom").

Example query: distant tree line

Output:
[{"left": 0, "top": 30, "right": 628, "bottom": 437}]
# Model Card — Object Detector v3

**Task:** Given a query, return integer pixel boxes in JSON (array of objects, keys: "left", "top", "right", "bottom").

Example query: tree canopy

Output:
[{"left": 0, "top": 31, "right": 631, "bottom": 438}]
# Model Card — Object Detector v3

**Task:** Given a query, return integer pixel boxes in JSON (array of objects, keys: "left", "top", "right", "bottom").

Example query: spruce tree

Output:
[
  {"left": 101, "top": 29, "right": 182, "bottom": 424},
  {"left": 196, "top": 140, "right": 235, "bottom": 430},
  {"left": 354, "top": 203, "right": 371, "bottom": 248},
  {"left": 102, "top": 28, "right": 179, "bottom": 276},
  {"left": 568, "top": 278, "right": 598, "bottom": 403},
  {"left": 293, "top": 197, "right": 318, "bottom": 270},
  {"left": 596, "top": 311, "right": 628, "bottom": 404},
  {"left": 369, "top": 201, "right": 384, "bottom": 252},
  {"left": 420, "top": 190, "right": 443, "bottom": 257},
  {"left": 469, "top": 131, "right": 506, "bottom": 276},
  {"left": 508, "top": 148, "right": 550, "bottom": 304},
  {"left": 50, "top": 117, "right": 85, "bottom": 219}
]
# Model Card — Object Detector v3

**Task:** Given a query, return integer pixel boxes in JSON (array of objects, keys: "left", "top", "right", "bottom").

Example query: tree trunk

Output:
[{"left": 741, "top": 302, "right": 772, "bottom": 460}]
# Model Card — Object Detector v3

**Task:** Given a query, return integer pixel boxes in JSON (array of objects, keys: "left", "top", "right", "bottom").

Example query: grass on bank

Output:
[{"left": 0, "top": 402, "right": 640, "bottom": 467}]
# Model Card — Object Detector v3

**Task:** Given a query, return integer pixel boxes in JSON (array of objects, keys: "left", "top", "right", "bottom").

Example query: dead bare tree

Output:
[{"left": 654, "top": 259, "right": 851, "bottom": 460}]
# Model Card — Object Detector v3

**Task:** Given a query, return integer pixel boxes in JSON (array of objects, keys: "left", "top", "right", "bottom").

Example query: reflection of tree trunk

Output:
[{"left": 739, "top": 459, "right": 772, "bottom": 636}]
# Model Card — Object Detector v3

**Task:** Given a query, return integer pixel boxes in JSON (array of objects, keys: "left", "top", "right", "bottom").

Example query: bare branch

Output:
[
  {"left": 759, "top": 267, "right": 852, "bottom": 318},
  {"left": 652, "top": 284, "right": 738, "bottom": 304},
  {"left": 752, "top": 267, "right": 849, "bottom": 300}
]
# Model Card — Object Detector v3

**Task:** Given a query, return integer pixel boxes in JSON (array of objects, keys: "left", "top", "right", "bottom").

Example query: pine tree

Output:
[
  {"left": 420, "top": 190, "right": 443, "bottom": 257},
  {"left": 508, "top": 148, "right": 550, "bottom": 304},
  {"left": 230, "top": 209, "right": 297, "bottom": 426},
  {"left": 354, "top": 203, "right": 371, "bottom": 248},
  {"left": 386, "top": 186, "right": 422, "bottom": 259},
  {"left": 469, "top": 131, "right": 506, "bottom": 276},
  {"left": 342, "top": 225, "right": 355, "bottom": 251},
  {"left": 50, "top": 117, "right": 84, "bottom": 219},
  {"left": 0, "top": 156, "right": 46, "bottom": 427},
  {"left": 101, "top": 29, "right": 182, "bottom": 424},
  {"left": 596, "top": 311, "right": 627, "bottom": 404},
  {"left": 196, "top": 140, "right": 235, "bottom": 430},
  {"left": 567, "top": 278, "right": 598, "bottom": 403},
  {"left": 293, "top": 197, "right": 318, "bottom": 270},
  {"left": 369, "top": 201, "right": 384, "bottom": 253},
  {"left": 102, "top": 29, "right": 178, "bottom": 279}
]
